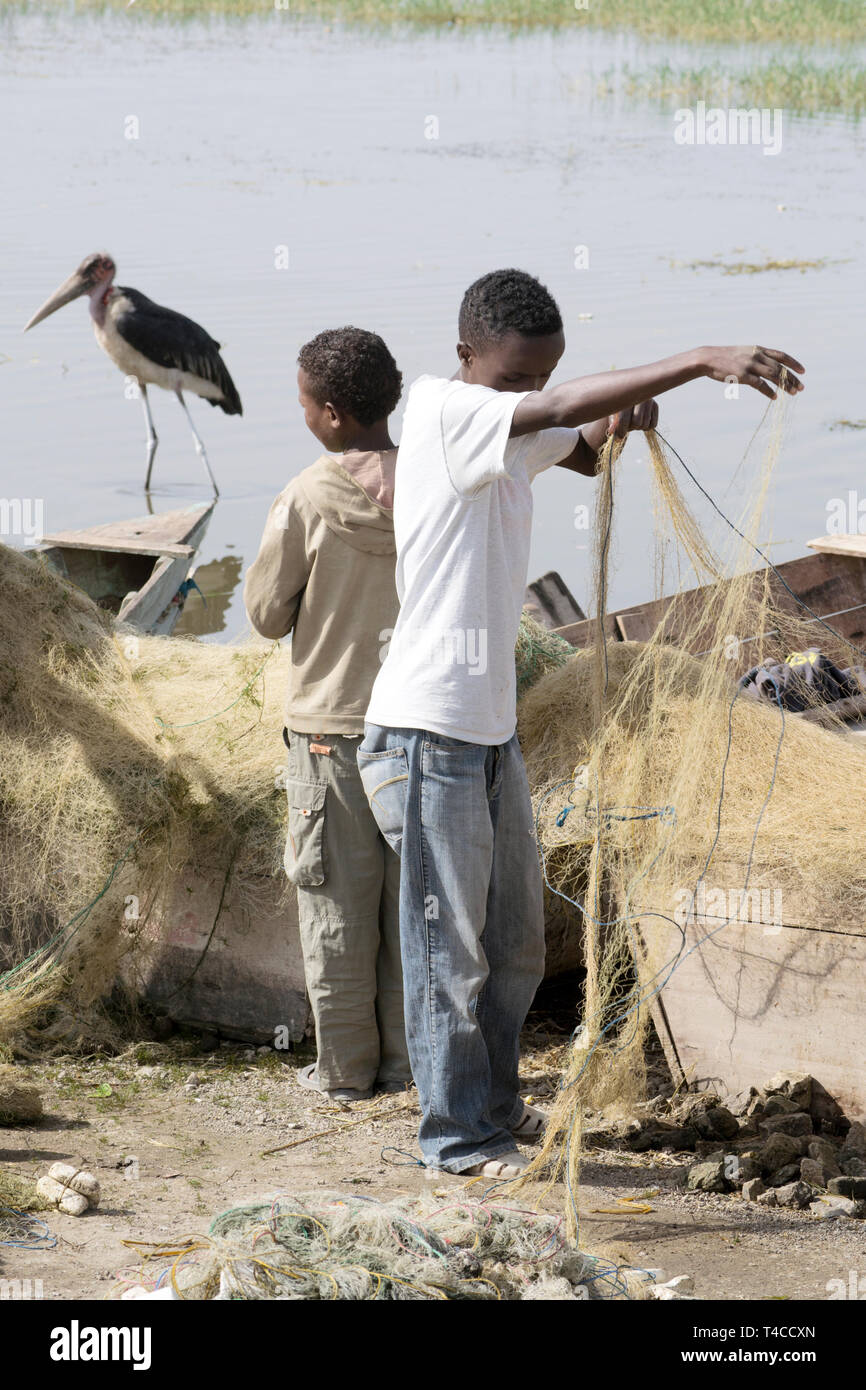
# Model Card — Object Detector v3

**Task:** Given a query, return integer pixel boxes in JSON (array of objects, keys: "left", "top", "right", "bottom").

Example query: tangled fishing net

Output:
[
  {"left": 0, "top": 1171, "right": 48, "bottom": 1219},
  {"left": 514, "top": 611, "right": 574, "bottom": 698},
  {"left": 514, "top": 390, "right": 866, "bottom": 1231},
  {"left": 0, "top": 1063, "right": 43, "bottom": 1123},
  {"left": 113, "top": 1191, "right": 648, "bottom": 1301},
  {"left": 0, "top": 547, "right": 291, "bottom": 1049}
]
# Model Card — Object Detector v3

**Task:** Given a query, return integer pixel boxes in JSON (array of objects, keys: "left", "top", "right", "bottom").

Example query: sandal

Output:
[
  {"left": 295, "top": 1063, "right": 373, "bottom": 1102},
  {"left": 461, "top": 1150, "right": 529, "bottom": 1179},
  {"left": 511, "top": 1102, "right": 548, "bottom": 1143}
]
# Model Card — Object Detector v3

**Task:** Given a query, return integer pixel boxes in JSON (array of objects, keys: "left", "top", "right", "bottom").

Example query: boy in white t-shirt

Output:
[{"left": 358, "top": 268, "right": 804, "bottom": 1177}]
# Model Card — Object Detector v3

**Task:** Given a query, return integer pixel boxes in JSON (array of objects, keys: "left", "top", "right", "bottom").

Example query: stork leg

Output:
[
  {"left": 175, "top": 389, "right": 220, "bottom": 497},
  {"left": 141, "top": 384, "right": 159, "bottom": 491}
]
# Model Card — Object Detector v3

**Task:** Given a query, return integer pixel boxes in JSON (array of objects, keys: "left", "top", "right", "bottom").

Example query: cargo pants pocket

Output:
[
  {"left": 284, "top": 780, "right": 327, "bottom": 886},
  {"left": 356, "top": 748, "right": 409, "bottom": 855}
]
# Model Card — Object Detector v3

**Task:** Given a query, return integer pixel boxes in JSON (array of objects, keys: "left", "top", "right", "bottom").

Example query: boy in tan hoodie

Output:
[{"left": 244, "top": 327, "right": 410, "bottom": 1102}]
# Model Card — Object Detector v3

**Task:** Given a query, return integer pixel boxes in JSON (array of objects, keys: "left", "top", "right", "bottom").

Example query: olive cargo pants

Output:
[{"left": 283, "top": 730, "right": 411, "bottom": 1092}]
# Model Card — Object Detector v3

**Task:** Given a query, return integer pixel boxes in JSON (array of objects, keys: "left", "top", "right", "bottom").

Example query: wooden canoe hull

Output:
[
  {"left": 132, "top": 870, "right": 310, "bottom": 1045},
  {"left": 133, "top": 867, "right": 583, "bottom": 1042},
  {"left": 643, "top": 906, "right": 866, "bottom": 1115},
  {"left": 555, "top": 538, "right": 866, "bottom": 675},
  {"left": 547, "top": 539, "right": 866, "bottom": 1108},
  {"left": 31, "top": 503, "right": 214, "bottom": 636}
]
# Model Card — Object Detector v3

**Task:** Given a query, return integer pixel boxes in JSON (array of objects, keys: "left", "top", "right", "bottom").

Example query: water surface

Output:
[{"left": 1, "top": 10, "right": 863, "bottom": 636}]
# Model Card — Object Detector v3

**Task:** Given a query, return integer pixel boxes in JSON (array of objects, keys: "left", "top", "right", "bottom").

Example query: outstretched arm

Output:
[{"left": 511, "top": 345, "right": 804, "bottom": 442}]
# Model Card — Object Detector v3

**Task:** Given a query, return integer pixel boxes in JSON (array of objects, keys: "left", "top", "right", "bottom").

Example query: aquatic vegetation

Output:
[
  {"left": 675, "top": 257, "right": 840, "bottom": 276},
  {"left": 13, "top": 5, "right": 862, "bottom": 114},
  {"left": 606, "top": 60, "right": 866, "bottom": 117},
  {"left": 11, "top": 0, "right": 866, "bottom": 45}
]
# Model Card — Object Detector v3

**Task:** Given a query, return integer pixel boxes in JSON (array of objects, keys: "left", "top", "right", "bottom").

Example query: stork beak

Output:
[{"left": 23, "top": 270, "right": 90, "bottom": 332}]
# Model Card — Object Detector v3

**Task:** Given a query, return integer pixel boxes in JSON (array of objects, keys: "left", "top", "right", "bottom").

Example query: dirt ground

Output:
[{"left": 3, "top": 1017, "right": 865, "bottom": 1303}]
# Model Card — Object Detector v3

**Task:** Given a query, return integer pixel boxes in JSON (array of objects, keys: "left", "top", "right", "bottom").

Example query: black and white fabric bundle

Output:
[{"left": 738, "top": 648, "right": 862, "bottom": 712}]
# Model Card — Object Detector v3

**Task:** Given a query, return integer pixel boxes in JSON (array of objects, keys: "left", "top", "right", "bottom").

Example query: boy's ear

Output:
[
  {"left": 324, "top": 401, "right": 342, "bottom": 427},
  {"left": 456, "top": 341, "right": 473, "bottom": 369}
]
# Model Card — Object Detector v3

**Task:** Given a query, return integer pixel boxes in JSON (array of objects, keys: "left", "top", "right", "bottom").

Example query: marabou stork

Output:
[{"left": 24, "top": 253, "right": 242, "bottom": 495}]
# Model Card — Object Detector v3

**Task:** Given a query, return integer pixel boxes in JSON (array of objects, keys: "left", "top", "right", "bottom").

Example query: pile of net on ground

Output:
[
  {"left": 514, "top": 396, "right": 866, "bottom": 1230},
  {"left": 0, "top": 544, "right": 292, "bottom": 1049},
  {"left": 0, "top": 1061, "right": 43, "bottom": 1123},
  {"left": 0, "top": 1170, "right": 48, "bottom": 1219},
  {"left": 113, "top": 1190, "right": 650, "bottom": 1301}
]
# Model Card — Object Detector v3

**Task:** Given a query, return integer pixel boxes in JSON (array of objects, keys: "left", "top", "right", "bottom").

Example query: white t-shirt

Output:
[{"left": 366, "top": 375, "right": 580, "bottom": 744}]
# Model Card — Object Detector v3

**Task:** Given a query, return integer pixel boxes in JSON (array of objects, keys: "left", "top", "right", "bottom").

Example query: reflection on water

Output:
[
  {"left": 1, "top": 10, "right": 863, "bottom": 639},
  {"left": 174, "top": 553, "right": 243, "bottom": 637}
]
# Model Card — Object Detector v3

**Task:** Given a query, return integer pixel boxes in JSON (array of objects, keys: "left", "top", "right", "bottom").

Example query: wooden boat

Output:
[
  {"left": 641, "top": 880, "right": 866, "bottom": 1117},
  {"left": 29, "top": 502, "right": 214, "bottom": 636},
  {"left": 131, "top": 868, "right": 309, "bottom": 1046},
  {"left": 534, "top": 535, "right": 866, "bottom": 1111},
  {"left": 552, "top": 532, "right": 866, "bottom": 728}
]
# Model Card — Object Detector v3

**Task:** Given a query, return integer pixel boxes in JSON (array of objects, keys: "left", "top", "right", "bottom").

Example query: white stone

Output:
[
  {"left": 36, "top": 1175, "right": 89, "bottom": 1216},
  {"left": 47, "top": 1163, "right": 100, "bottom": 1205},
  {"left": 810, "top": 1196, "right": 860, "bottom": 1220}
]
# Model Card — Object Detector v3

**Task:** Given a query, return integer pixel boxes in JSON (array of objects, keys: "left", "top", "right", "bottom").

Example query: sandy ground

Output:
[{"left": 3, "top": 1025, "right": 865, "bottom": 1303}]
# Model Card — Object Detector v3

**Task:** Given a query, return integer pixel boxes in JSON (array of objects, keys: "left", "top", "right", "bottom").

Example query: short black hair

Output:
[
  {"left": 458, "top": 269, "right": 563, "bottom": 348},
  {"left": 298, "top": 327, "right": 402, "bottom": 428}
]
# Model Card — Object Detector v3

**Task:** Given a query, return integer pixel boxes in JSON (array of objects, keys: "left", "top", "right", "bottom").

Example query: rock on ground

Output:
[{"left": 686, "top": 1160, "right": 731, "bottom": 1194}]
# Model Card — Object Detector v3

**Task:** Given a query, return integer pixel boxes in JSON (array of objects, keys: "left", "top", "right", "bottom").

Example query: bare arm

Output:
[
  {"left": 556, "top": 424, "right": 609, "bottom": 477},
  {"left": 511, "top": 345, "right": 804, "bottom": 438}
]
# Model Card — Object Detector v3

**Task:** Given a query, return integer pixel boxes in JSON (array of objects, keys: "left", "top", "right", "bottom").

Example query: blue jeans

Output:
[{"left": 357, "top": 725, "right": 546, "bottom": 1172}]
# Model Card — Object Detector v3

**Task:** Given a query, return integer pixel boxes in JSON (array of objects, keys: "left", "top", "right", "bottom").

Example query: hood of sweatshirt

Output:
[{"left": 298, "top": 452, "right": 396, "bottom": 556}]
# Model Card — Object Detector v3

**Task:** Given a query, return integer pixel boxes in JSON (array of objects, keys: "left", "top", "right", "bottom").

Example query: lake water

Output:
[{"left": 1, "top": 8, "right": 863, "bottom": 638}]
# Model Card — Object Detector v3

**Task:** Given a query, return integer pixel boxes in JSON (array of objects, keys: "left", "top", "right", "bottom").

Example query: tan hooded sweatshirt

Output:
[{"left": 244, "top": 452, "right": 398, "bottom": 734}]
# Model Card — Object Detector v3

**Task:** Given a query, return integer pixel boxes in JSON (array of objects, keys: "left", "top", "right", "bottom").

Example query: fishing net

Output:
[
  {"left": 113, "top": 1190, "right": 647, "bottom": 1301},
  {"left": 514, "top": 390, "right": 866, "bottom": 1233},
  {"left": 0, "top": 1173, "right": 49, "bottom": 1219},
  {"left": 514, "top": 611, "right": 575, "bottom": 698},
  {"left": 0, "top": 1063, "right": 43, "bottom": 1123},
  {"left": 0, "top": 546, "right": 291, "bottom": 1049}
]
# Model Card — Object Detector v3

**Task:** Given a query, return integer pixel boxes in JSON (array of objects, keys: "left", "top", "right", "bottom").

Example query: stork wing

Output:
[{"left": 115, "top": 286, "right": 242, "bottom": 415}]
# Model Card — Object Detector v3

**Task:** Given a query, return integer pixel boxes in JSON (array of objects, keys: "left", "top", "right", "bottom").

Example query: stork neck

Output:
[{"left": 88, "top": 280, "right": 115, "bottom": 327}]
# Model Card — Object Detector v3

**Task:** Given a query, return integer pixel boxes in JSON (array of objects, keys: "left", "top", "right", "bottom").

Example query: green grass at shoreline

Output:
[
  {"left": 606, "top": 61, "right": 866, "bottom": 116},
  {"left": 8, "top": 1, "right": 864, "bottom": 114},
  {"left": 8, "top": 0, "right": 866, "bottom": 45}
]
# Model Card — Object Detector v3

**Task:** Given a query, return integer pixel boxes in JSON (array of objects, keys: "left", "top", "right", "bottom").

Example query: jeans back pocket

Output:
[
  {"left": 284, "top": 780, "right": 327, "bottom": 886},
  {"left": 356, "top": 748, "right": 409, "bottom": 855}
]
